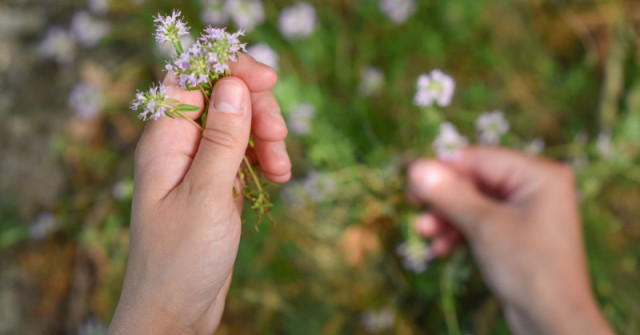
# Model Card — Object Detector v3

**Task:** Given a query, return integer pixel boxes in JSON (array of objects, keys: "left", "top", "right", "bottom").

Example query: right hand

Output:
[{"left": 407, "top": 147, "right": 613, "bottom": 335}]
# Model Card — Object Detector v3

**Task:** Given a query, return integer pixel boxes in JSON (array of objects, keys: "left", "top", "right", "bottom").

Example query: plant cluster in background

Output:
[{"left": 0, "top": 0, "right": 639, "bottom": 334}]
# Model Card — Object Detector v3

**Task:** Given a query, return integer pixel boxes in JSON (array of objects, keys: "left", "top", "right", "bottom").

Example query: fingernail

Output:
[
  {"left": 213, "top": 81, "right": 244, "bottom": 114},
  {"left": 408, "top": 162, "right": 444, "bottom": 198},
  {"left": 414, "top": 217, "right": 430, "bottom": 235},
  {"left": 272, "top": 143, "right": 289, "bottom": 159}
]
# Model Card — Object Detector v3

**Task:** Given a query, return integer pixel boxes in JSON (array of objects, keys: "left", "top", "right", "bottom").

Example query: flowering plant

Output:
[{"left": 131, "top": 10, "right": 273, "bottom": 224}]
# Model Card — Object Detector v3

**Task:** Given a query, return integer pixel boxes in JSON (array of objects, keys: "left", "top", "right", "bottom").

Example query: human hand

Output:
[
  {"left": 407, "top": 147, "right": 613, "bottom": 335},
  {"left": 109, "top": 54, "right": 290, "bottom": 335}
]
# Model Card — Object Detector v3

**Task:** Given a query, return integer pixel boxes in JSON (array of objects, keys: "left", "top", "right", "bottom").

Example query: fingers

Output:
[
  {"left": 230, "top": 53, "right": 278, "bottom": 92},
  {"left": 451, "top": 147, "right": 551, "bottom": 203},
  {"left": 431, "top": 229, "right": 463, "bottom": 256},
  {"left": 414, "top": 212, "right": 449, "bottom": 237},
  {"left": 253, "top": 139, "right": 292, "bottom": 182},
  {"left": 249, "top": 90, "right": 290, "bottom": 182},
  {"left": 134, "top": 73, "right": 205, "bottom": 199},
  {"left": 184, "top": 77, "right": 252, "bottom": 196},
  {"left": 407, "top": 160, "right": 502, "bottom": 237},
  {"left": 232, "top": 55, "right": 289, "bottom": 183},
  {"left": 251, "top": 91, "right": 287, "bottom": 141},
  {"left": 414, "top": 213, "right": 463, "bottom": 256}
]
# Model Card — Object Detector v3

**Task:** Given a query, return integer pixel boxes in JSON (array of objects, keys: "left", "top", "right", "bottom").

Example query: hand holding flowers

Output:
[
  {"left": 131, "top": 10, "right": 283, "bottom": 223},
  {"left": 109, "top": 10, "right": 290, "bottom": 334}
]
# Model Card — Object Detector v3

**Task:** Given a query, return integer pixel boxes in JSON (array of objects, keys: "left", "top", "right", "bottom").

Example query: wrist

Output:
[
  {"left": 109, "top": 279, "right": 228, "bottom": 335},
  {"left": 109, "top": 303, "right": 194, "bottom": 335},
  {"left": 503, "top": 286, "right": 612, "bottom": 335}
]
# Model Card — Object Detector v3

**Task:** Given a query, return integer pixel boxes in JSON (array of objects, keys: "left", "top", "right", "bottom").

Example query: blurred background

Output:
[{"left": 1, "top": 0, "right": 639, "bottom": 334}]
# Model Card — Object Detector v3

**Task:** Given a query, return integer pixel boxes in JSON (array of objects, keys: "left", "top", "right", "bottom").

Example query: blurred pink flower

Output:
[
  {"left": 247, "top": 43, "right": 279, "bottom": 70},
  {"left": 380, "top": 0, "right": 416, "bottom": 25},
  {"left": 69, "top": 82, "right": 105, "bottom": 120},
  {"left": 71, "top": 11, "right": 110, "bottom": 47},
  {"left": 88, "top": 0, "right": 108, "bottom": 15},
  {"left": 39, "top": 26, "right": 76, "bottom": 64},
  {"left": 358, "top": 67, "right": 385, "bottom": 97},
  {"left": 596, "top": 130, "right": 616, "bottom": 159},
  {"left": 396, "top": 240, "right": 434, "bottom": 273},
  {"left": 287, "top": 103, "right": 315, "bottom": 135},
  {"left": 278, "top": 3, "right": 317, "bottom": 40},
  {"left": 29, "top": 212, "right": 57, "bottom": 241},
  {"left": 361, "top": 307, "right": 395, "bottom": 333},
  {"left": 225, "top": 0, "right": 265, "bottom": 32},
  {"left": 413, "top": 69, "right": 455, "bottom": 107},
  {"left": 524, "top": 138, "right": 545, "bottom": 155},
  {"left": 476, "top": 110, "right": 509, "bottom": 145},
  {"left": 433, "top": 122, "right": 468, "bottom": 161},
  {"left": 201, "top": 0, "right": 229, "bottom": 26}
]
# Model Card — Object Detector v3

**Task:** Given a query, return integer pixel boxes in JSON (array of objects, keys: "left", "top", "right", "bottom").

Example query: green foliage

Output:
[{"left": 0, "top": 0, "right": 639, "bottom": 334}]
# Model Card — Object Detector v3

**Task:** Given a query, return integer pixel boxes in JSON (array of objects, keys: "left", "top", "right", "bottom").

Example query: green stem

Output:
[
  {"left": 441, "top": 250, "right": 463, "bottom": 335},
  {"left": 175, "top": 110, "right": 203, "bottom": 131},
  {"left": 199, "top": 86, "right": 210, "bottom": 104},
  {"left": 243, "top": 156, "right": 264, "bottom": 194},
  {"left": 173, "top": 41, "right": 184, "bottom": 55}
]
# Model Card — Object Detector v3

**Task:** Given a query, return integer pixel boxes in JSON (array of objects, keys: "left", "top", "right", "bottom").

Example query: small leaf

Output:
[
  {"left": 249, "top": 137, "right": 255, "bottom": 148},
  {"left": 166, "top": 98, "right": 180, "bottom": 104},
  {"left": 177, "top": 104, "right": 201, "bottom": 112}
]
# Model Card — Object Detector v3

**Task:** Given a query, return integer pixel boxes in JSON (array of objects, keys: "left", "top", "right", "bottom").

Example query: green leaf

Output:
[
  {"left": 249, "top": 137, "right": 255, "bottom": 148},
  {"left": 166, "top": 98, "right": 180, "bottom": 104},
  {"left": 177, "top": 104, "right": 201, "bottom": 112}
]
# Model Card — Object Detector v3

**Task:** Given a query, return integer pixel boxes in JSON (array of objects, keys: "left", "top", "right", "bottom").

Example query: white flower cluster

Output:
[
  {"left": 278, "top": 2, "right": 317, "bottom": 40},
  {"left": 433, "top": 122, "right": 469, "bottom": 161},
  {"left": 40, "top": 11, "right": 110, "bottom": 64},
  {"left": 361, "top": 307, "right": 395, "bottom": 333},
  {"left": 71, "top": 11, "right": 110, "bottom": 47},
  {"left": 247, "top": 43, "right": 279, "bottom": 70},
  {"left": 69, "top": 82, "right": 105, "bottom": 120},
  {"left": 379, "top": 0, "right": 416, "bottom": 25},
  {"left": 413, "top": 69, "right": 456, "bottom": 108},
  {"left": 200, "top": 0, "right": 265, "bottom": 32},
  {"left": 596, "top": 130, "right": 616, "bottom": 159},
  {"left": 287, "top": 103, "right": 316, "bottom": 136},
  {"left": 396, "top": 240, "right": 434, "bottom": 273},
  {"left": 358, "top": 67, "right": 385, "bottom": 97},
  {"left": 29, "top": 212, "right": 57, "bottom": 241},
  {"left": 302, "top": 171, "right": 337, "bottom": 204},
  {"left": 524, "top": 138, "right": 545, "bottom": 155},
  {"left": 476, "top": 110, "right": 510, "bottom": 145},
  {"left": 280, "top": 171, "right": 336, "bottom": 211}
]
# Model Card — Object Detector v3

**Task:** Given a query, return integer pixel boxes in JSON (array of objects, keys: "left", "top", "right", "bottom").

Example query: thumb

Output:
[
  {"left": 185, "top": 77, "right": 252, "bottom": 196},
  {"left": 407, "top": 160, "right": 501, "bottom": 237}
]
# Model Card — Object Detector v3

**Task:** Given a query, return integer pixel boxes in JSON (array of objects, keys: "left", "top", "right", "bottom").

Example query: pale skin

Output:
[
  {"left": 109, "top": 54, "right": 290, "bottom": 334},
  {"left": 110, "top": 55, "right": 613, "bottom": 334},
  {"left": 407, "top": 148, "right": 614, "bottom": 335}
]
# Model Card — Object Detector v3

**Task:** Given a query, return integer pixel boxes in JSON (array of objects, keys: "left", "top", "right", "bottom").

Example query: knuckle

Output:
[
  {"left": 253, "top": 92, "right": 279, "bottom": 113},
  {"left": 201, "top": 127, "right": 240, "bottom": 150}
]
